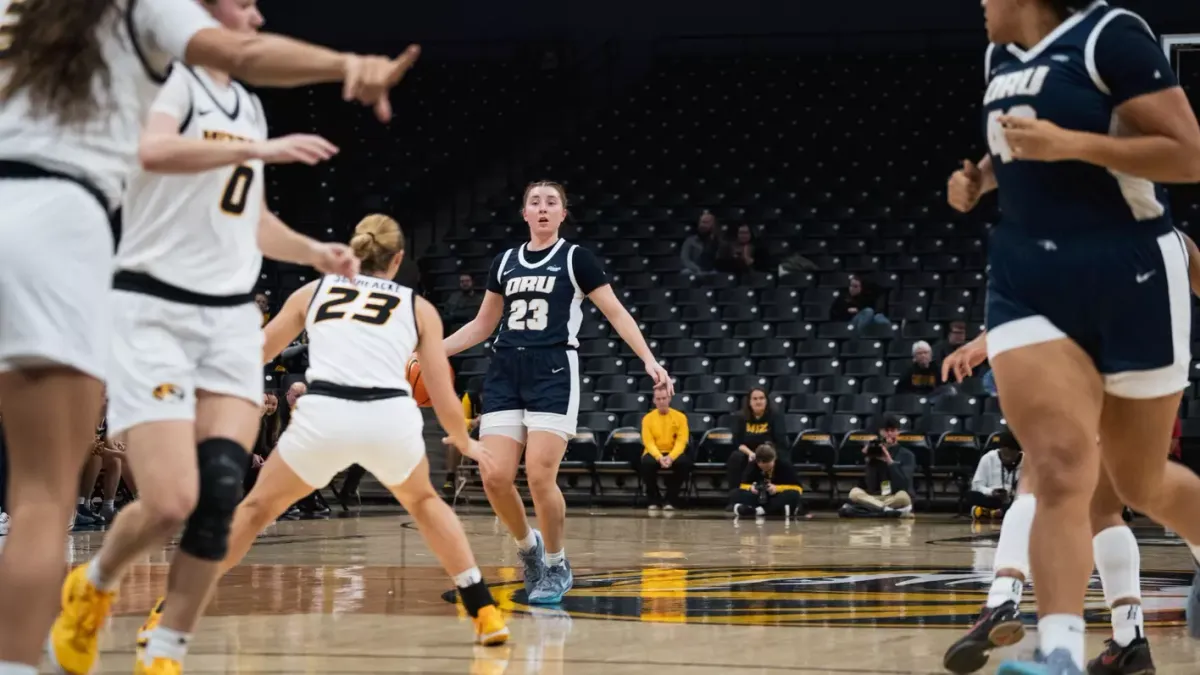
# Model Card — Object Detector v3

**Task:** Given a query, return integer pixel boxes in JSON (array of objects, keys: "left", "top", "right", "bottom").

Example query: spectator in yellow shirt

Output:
[{"left": 639, "top": 388, "right": 692, "bottom": 511}]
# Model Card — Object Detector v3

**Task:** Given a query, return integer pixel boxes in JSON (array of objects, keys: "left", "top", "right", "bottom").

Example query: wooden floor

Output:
[{"left": 62, "top": 509, "right": 1200, "bottom": 674}]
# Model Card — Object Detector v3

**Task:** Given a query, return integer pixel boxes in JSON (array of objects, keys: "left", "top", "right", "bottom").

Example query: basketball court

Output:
[{"left": 68, "top": 511, "right": 1200, "bottom": 674}]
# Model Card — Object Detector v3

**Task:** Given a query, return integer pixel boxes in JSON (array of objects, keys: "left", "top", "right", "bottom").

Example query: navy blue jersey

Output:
[
  {"left": 486, "top": 239, "right": 607, "bottom": 349},
  {"left": 983, "top": 2, "right": 1177, "bottom": 239}
]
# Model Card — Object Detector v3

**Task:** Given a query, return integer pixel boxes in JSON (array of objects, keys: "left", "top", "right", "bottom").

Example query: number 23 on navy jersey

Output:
[
  {"left": 486, "top": 240, "right": 607, "bottom": 349},
  {"left": 982, "top": 2, "right": 1177, "bottom": 237}
]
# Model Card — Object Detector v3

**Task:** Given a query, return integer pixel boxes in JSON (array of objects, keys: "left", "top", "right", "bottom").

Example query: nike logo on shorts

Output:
[{"left": 551, "top": 367, "right": 565, "bottom": 374}]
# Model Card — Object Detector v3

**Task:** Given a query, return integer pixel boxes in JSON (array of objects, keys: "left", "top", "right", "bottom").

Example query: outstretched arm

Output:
[
  {"left": 443, "top": 291, "right": 504, "bottom": 357},
  {"left": 262, "top": 281, "right": 317, "bottom": 364},
  {"left": 588, "top": 284, "right": 673, "bottom": 396}
]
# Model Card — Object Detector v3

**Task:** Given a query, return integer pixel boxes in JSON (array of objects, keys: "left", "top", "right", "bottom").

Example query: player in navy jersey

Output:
[
  {"left": 445, "top": 181, "right": 672, "bottom": 604},
  {"left": 945, "top": 1, "right": 1200, "bottom": 673}
]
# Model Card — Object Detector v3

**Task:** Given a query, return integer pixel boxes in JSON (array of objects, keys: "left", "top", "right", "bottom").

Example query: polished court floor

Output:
[{"left": 60, "top": 509, "right": 1200, "bottom": 674}]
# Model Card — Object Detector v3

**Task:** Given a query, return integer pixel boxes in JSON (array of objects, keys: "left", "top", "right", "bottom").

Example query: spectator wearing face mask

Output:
[
  {"left": 969, "top": 431, "right": 1023, "bottom": 520},
  {"left": 725, "top": 387, "right": 789, "bottom": 505}
]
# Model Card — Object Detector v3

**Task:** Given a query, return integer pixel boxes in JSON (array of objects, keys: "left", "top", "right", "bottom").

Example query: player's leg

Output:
[
  {"left": 944, "top": 475, "right": 1034, "bottom": 674},
  {"left": 384, "top": 453, "right": 509, "bottom": 645},
  {"left": 136, "top": 391, "right": 257, "bottom": 673},
  {"left": 991, "top": 336, "right": 1105, "bottom": 674},
  {"left": 98, "top": 451, "right": 122, "bottom": 522},
  {"left": 76, "top": 453, "right": 103, "bottom": 526},
  {"left": 0, "top": 182, "right": 112, "bottom": 673},
  {"left": 1088, "top": 468, "right": 1154, "bottom": 675}
]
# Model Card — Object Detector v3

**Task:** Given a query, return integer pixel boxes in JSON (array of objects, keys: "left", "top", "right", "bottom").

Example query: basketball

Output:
[{"left": 406, "top": 357, "right": 451, "bottom": 407}]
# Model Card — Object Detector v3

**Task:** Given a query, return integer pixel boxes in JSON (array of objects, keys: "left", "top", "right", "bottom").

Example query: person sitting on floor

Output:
[
  {"left": 843, "top": 417, "right": 916, "bottom": 518},
  {"left": 732, "top": 444, "right": 807, "bottom": 519},
  {"left": 968, "top": 430, "right": 1023, "bottom": 520}
]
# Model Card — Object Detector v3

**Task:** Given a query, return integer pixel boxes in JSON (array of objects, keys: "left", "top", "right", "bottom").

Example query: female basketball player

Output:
[
  {"left": 941, "top": 334, "right": 1158, "bottom": 675},
  {"left": 949, "top": 3, "right": 1200, "bottom": 670},
  {"left": 0, "top": 2, "right": 418, "bottom": 672},
  {"left": 211, "top": 214, "right": 507, "bottom": 646},
  {"left": 444, "top": 181, "right": 673, "bottom": 604}
]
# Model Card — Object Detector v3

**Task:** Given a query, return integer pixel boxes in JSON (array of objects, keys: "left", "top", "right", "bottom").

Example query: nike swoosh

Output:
[
  {"left": 551, "top": 367, "right": 565, "bottom": 374},
  {"left": 196, "top": 108, "right": 214, "bottom": 116},
  {"left": 1136, "top": 271, "right": 1156, "bottom": 283},
  {"left": 504, "top": 268, "right": 517, "bottom": 275}
]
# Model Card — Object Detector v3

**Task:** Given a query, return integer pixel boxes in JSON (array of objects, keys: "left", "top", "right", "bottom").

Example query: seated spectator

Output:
[
  {"left": 845, "top": 417, "right": 916, "bottom": 517},
  {"left": 280, "top": 380, "right": 307, "bottom": 429},
  {"left": 681, "top": 211, "right": 720, "bottom": 276},
  {"left": 831, "top": 276, "right": 891, "bottom": 330},
  {"left": 76, "top": 428, "right": 127, "bottom": 528},
  {"left": 255, "top": 291, "right": 271, "bottom": 326},
  {"left": 444, "top": 273, "right": 482, "bottom": 323},
  {"left": 246, "top": 392, "right": 282, "bottom": 493},
  {"left": 732, "top": 444, "right": 807, "bottom": 519},
  {"left": 717, "top": 224, "right": 772, "bottom": 278},
  {"left": 638, "top": 388, "right": 692, "bottom": 511},
  {"left": 934, "top": 320, "right": 969, "bottom": 363},
  {"left": 896, "top": 341, "right": 954, "bottom": 398},
  {"left": 969, "top": 431, "right": 1023, "bottom": 520},
  {"left": 726, "top": 387, "right": 789, "bottom": 504}
]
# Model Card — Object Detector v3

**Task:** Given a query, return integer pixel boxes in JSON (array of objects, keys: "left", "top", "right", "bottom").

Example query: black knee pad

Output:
[{"left": 179, "top": 438, "right": 247, "bottom": 561}]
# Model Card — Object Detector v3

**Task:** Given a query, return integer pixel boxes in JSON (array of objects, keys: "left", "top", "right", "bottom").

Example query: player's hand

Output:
[
  {"left": 1000, "top": 116, "right": 1079, "bottom": 162},
  {"left": 311, "top": 242, "right": 360, "bottom": 279},
  {"left": 253, "top": 134, "right": 339, "bottom": 165},
  {"left": 942, "top": 334, "right": 989, "bottom": 383},
  {"left": 947, "top": 159, "right": 984, "bottom": 213},
  {"left": 644, "top": 359, "right": 674, "bottom": 397},
  {"left": 342, "top": 45, "right": 421, "bottom": 123},
  {"left": 455, "top": 438, "right": 498, "bottom": 478}
]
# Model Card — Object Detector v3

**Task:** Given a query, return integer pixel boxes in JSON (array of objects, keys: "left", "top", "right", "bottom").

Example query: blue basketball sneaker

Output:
[
  {"left": 528, "top": 558, "right": 573, "bottom": 605},
  {"left": 998, "top": 648, "right": 1084, "bottom": 675},
  {"left": 519, "top": 529, "right": 548, "bottom": 598}
]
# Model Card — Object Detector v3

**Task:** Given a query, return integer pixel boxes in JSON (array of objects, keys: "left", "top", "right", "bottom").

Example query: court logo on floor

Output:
[{"left": 448, "top": 565, "right": 1192, "bottom": 628}]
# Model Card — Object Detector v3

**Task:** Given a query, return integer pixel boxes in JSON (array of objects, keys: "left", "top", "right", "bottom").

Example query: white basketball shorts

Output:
[
  {"left": 276, "top": 394, "right": 427, "bottom": 488},
  {"left": 106, "top": 290, "right": 263, "bottom": 435},
  {"left": 0, "top": 180, "right": 114, "bottom": 381}
]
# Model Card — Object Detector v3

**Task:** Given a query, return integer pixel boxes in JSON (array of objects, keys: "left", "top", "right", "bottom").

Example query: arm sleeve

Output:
[
  {"left": 1090, "top": 12, "right": 1178, "bottom": 105},
  {"left": 134, "top": 0, "right": 220, "bottom": 67},
  {"left": 148, "top": 65, "right": 193, "bottom": 120},
  {"left": 668, "top": 411, "right": 689, "bottom": 460},
  {"left": 570, "top": 246, "right": 609, "bottom": 295},
  {"left": 485, "top": 253, "right": 505, "bottom": 294},
  {"left": 641, "top": 413, "right": 662, "bottom": 459}
]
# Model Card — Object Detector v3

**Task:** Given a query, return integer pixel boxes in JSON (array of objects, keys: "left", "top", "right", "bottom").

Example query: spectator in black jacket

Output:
[
  {"left": 896, "top": 341, "right": 953, "bottom": 398},
  {"left": 733, "top": 444, "right": 807, "bottom": 519},
  {"left": 725, "top": 387, "right": 789, "bottom": 504},
  {"left": 846, "top": 416, "right": 916, "bottom": 517},
  {"left": 831, "top": 276, "right": 891, "bottom": 330}
]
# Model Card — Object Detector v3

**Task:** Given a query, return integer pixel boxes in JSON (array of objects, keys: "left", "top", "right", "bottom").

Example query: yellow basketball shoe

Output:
[
  {"left": 48, "top": 563, "right": 117, "bottom": 675},
  {"left": 473, "top": 605, "right": 510, "bottom": 646},
  {"left": 135, "top": 597, "right": 165, "bottom": 662},
  {"left": 134, "top": 657, "right": 182, "bottom": 675}
]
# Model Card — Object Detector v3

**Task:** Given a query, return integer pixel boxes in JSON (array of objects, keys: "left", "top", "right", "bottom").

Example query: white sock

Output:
[
  {"left": 452, "top": 566, "right": 482, "bottom": 588},
  {"left": 545, "top": 549, "right": 565, "bottom": 566},
  {"left": 993, "top": 494, "right": 1034, "bottom": 580},
  {"left": 1111, "top": 604, "right": 1144, "bottom": 647},
  {"left": 1093, "top": 525, "right": 1143, "bottom": 646},
  {"left": 144, "top": 626, "right": 190, "bottom": 665},
  {"left": 986, "top": 576, "right": 1023, "bottom": 609},
  {"left": 77, "top": 497, "right": 85, "bottom": 506},
  {"left": 1038, "top": 614, "right": 1086, "bottom": 669},
  {"left": 0, "top": 662, "right": 38, "bottom": 675},
  {"left": 85, "top": 558, "right": 118, "bottom": 592},
  {"left": 515, "top": 529, "right": 537, "bottom": 553},
  {"left": 103, "top": 500, "right": 115, "bottom": 509}
]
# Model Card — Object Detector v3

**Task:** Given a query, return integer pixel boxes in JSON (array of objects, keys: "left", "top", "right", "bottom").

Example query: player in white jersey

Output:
[
  {"left": 0, "top": 1, "right": 419, "bottom": 672},
  {"left": 47, "top": 4, "right": 381, "bottom": 674},
  {"left": 209, "top": 214, "right": 510, "bottom": 646}
]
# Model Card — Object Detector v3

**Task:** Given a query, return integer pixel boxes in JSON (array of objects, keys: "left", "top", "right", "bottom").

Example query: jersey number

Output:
[
  {"left": 986, "top": 105, "right": 1038, "bottom": 164},
  {"left": 507, "top": 299, "right": 549, "bottom": 331},
  {"left": 314, "top": 287, "right": 401, "bottom": 325},
  {"left": 220, "top": 165, "right": 255, "bottom": 215}
]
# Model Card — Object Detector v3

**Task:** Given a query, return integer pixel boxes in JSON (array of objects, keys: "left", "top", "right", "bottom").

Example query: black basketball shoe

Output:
[
  {"left": 943, "top": 600, "right": 1025, "bottom": 674},
  {"left": 1087, "top": 637, "right": 1155, "bottom": 675}
]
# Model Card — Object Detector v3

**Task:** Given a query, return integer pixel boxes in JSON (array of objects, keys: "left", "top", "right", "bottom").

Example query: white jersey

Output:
[
  {"left": 304, "top": 275, "right": 419, "bottom": 392},
  {"left": 0, "top": 0, "right": 218, "bottom": 208},
  {"left": 119, "top": 65, "right": 267, "bottom": 295}
]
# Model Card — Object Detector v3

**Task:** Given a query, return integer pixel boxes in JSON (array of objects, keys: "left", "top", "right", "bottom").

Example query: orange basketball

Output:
[{"left": 406, "top": 357, "right": 452, "bottom": 407}]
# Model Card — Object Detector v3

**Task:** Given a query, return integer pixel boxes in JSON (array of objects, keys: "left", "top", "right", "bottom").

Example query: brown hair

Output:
[
  {"left": 349, "top": 214, "right": 404, "bottom": 274},
  {"left": 740, "top": 386, "right": 771, "bottom": 420},
  {"left": 755, "top": 443, "right": 777, "bottom": 464},
  {"left": 522, "top": 180, "right": 569, "bottom": 209},
  {"left": 0, "top": 0, "right": 120, "bottom": 126}
]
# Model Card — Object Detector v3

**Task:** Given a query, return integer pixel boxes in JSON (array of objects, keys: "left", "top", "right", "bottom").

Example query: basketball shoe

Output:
[
  {"left": 528, "top": 558, "right": 572, "bottom": 605},
  {"left": 998, "top": 648, "right": 1085, "bottom": 675},
  {"left": 943, "top": 599, "right": 1025, "bottom": 674},
  {"left": 135, "top": 657, "right": 182, "bottom": 675},
  {"left": 1086, "top": 637, "right": 1155, "bottom": 675},
  {"left": 473, "top": 605, "right": 510, "bottom": 646},
  {"left": 518, "top": 529, "right": 547, "bottom": 598},
  {"left": 48, "top": 564, "right": 117, "bottom": 675},
  {"left": 135, "top": 597, "right": 166, "bottom": 663}
]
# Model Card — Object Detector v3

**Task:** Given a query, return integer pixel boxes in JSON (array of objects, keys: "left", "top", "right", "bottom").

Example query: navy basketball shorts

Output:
[
  {"left": 985, "top": 227, "right": 1191, "bottom": 399},
  {"left": 480, "top": 347, "right": 581, "bottom": 441}
]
